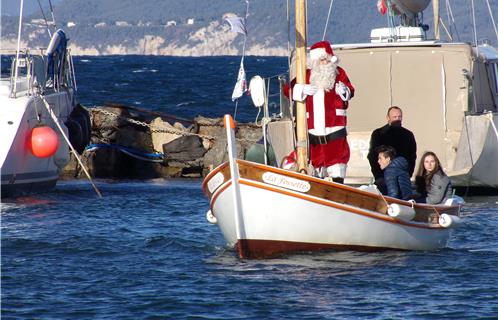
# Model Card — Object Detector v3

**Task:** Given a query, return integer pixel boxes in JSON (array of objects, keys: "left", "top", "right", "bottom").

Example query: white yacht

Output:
[{"left": 1, "top": 1, "right": 90, "bottom": 198}]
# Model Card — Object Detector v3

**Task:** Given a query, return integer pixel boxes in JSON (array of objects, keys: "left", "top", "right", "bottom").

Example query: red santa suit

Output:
[{"left": 292, "top": 41, "right": 355, "bottom": 180}]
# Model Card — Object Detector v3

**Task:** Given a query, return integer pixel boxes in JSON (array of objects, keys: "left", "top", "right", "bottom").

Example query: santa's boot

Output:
[
  {"left": 332, "top": 177, "right": 344, "bottom": 184},
  {"left": 326, "top": 163, "right": 347, "bottom": 184}
]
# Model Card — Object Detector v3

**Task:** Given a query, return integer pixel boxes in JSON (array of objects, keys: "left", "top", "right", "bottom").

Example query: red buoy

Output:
[{"left": 29, "top": 126, "right": 59, "bottom": 158}]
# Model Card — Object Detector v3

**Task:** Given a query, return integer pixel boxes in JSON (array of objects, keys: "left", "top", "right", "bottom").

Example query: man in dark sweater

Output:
[{"left": 367, "top": 106, "right": 417, "bottom": 194}]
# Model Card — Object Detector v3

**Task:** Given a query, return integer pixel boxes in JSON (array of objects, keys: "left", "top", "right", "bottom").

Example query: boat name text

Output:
[
  {"left": 207, "top": 172, "right": 224, "bottom": 193},
  {"left": 262, "top": 172, "right": 311, "bottom": 193}
]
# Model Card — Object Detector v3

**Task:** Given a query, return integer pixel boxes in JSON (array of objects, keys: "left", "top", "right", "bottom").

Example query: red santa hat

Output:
[{"left": 309, "top": 41, "right": 338, "bottom": 64}]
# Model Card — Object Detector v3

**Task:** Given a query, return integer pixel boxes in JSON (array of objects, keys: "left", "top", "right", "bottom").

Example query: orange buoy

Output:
[{"left": 29, "top": 126, "right": 59, "bottom": 158}]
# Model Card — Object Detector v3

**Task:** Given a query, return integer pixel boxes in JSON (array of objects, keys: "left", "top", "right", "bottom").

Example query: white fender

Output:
[
  {"left": 47, "top": 29, "right": 65, "bottom": 55},
  {"left": 249, "top": 76, "right": 266, "bottom": 107},
  {"left": 439, "top": 214, "right": 462, "bottom": 228},
  {"left": 357, "top": 185, "right": 378, "bottom": 194},
  {"left": 206, "top": 210, "right": 217, "bottom": 224},
  {"left": 387, "top": 203, "right": 416, "bottom": 221}
]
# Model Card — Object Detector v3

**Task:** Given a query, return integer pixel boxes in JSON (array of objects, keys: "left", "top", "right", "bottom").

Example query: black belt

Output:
[{"left": 309, "top": 128, "right": 347, "bottom": 145}]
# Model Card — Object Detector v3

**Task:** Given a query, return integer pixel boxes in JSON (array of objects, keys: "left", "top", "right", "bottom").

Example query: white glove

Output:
[
  {"left": 292, "top": 84, "right": 317, "bottom": 102},
  {"left": 303, "top": 84, "right": 318, "bottom": 96},
  {"left": 335, "top": 81, "right": 351, "bottom": 101}
]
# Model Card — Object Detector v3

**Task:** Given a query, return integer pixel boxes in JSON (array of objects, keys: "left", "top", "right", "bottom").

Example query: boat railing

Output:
[{"left": 6, "top": 48, "right": 77, "bottom": 98}]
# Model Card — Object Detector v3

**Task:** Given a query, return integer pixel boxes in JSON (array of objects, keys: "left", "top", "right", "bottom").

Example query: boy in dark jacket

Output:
[{"left": 377, "top": 145, "right": 414, "bottom": 200}]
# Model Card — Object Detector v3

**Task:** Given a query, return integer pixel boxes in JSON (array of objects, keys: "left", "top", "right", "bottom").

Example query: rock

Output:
[
  {"left": 150, "top": 117, "right": 184, "bottom": 152},
  {"left": 61, "top": 106, "right": 270, "bottom": 180},
  {"left": 163, "top": 135, "right": 207, "bottom": 162}
]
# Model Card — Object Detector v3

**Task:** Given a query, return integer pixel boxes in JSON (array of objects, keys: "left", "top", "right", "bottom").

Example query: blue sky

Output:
[{"left": 1, "top": 0, "right": 62, "bottom": 16}]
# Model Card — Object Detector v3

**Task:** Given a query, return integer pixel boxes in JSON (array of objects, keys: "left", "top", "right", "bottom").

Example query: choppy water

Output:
[
  {"left": 74, "top": 55, "right": 288, "bottom": 123},
  {"left": 2, "top": 180, "right": 498, "bottom": 319},
  {"left": 2, "top": 56, "right": 498, "bottom": 318}
]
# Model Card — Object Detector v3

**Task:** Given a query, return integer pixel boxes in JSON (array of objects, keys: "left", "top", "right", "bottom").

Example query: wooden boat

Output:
[{"left": 203, "top": 115, "right": 461, "bottom": 259}]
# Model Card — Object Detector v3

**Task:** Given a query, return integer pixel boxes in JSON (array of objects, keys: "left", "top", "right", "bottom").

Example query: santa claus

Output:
[{"left": 292, "top": 40, "right": 355, "bottom": 183}]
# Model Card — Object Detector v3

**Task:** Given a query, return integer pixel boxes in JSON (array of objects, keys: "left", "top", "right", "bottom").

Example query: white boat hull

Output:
[
  {"left": 203, "top": 116, "right": 460, "bottom": 259},
  {"left": 214, "top": 181, "right": 450, "bottom": 249},
  {"left": 207, "top": 164, "right": 454, "bottom": 258},
  {"left": 0, "top": 85, "right": 74, "bottom": 198}
]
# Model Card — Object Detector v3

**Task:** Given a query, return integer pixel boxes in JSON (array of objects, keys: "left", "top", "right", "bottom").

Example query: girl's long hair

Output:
[{"left": 415, "top": 151, "right": 446, "bottom": 191}]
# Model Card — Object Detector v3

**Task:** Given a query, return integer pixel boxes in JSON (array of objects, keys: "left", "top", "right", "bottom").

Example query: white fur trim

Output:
[
  {"left": 310, "top": 48, "right": 328, "bottom": 61},
  {"left": 312, "top": 89, "right": 326, "bottom": 134},
  {"left": 336, "top": 109, "right": 347, "bottom": 116},
  {"left": 331, "top": 55, "right": 338, "bottom": 64},
  {"left": 309, "top": 126, "right": 345, "bottom": 136},
  {"left": 327, "top": 163, "right": 347, "bottom": 178}
]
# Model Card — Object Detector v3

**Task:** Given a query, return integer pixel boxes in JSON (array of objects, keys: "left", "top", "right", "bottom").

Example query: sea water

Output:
[{"left": 2, "top": 56, "right": 498, "bottom": 319}]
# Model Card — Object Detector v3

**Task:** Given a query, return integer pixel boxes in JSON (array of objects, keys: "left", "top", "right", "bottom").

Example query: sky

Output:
[{"left": 1, "top": 0, "right": 63, "bottom": 16}]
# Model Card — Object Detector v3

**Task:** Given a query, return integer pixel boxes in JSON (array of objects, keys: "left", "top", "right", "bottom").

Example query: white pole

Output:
[
  {"left": 224, "top": 115, "right": 246, "bottom": 257},
  {"left": 12, "top": 0, "right": 25, "bottom": 98},
  {"left": 471, "top": 0, "right": 478, "bottom": 47}
]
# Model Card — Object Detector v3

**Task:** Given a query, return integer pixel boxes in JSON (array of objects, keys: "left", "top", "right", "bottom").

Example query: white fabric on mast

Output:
[
  {"left": 232, "top": 60, "right": 247, "bottom": 101},
  {"left": 229, "top": 1, "right": 250, "bottom": 105},
  {"left": 225, "top": 16, "right": 247, "bottom": 35}
]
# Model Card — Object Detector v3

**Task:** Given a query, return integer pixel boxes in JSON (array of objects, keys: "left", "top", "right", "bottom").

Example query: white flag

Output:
[
  {"left": 232, "top": 61, "right": 247, "bottom": 101},
  {"left": 225, "top": 16, "right": 247, "bottom": 35}
]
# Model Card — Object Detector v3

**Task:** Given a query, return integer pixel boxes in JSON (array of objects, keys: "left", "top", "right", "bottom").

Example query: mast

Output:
[
  {"left": 295, "top": 0, "right": 308, "bottom": 173},
  {"left": 433, "top": 0, "right": 440, "bottom": 40}
]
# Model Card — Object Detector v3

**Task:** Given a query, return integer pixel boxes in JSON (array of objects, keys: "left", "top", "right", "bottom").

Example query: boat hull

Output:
[
  {"left": 204, "top": 160, "right": 459, "bottom": 259},
  {"left": 1, "top": 175, "right": 57, "bottom": 198},
  {"left": 0, "top": 88, "right": 74, "bottom": 198}
]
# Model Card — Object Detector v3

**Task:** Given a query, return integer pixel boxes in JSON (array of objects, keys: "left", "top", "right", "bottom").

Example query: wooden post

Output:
[
  {"left": 295, "top": 0, "right": 308, "bottom": 173},
  {"left": 433, "top": 0, "right": 440, "bottom": 40}
]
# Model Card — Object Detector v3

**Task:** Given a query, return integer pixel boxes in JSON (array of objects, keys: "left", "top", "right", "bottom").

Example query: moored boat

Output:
[
  {"left": 203, "top": 115, "right": 462, "bottom": 259},
  {"left": 1, "top": 1, "right": 90, "bottom": 198},
  {"left": 337, "top": 0, "right": 498, "bottom": 188}
]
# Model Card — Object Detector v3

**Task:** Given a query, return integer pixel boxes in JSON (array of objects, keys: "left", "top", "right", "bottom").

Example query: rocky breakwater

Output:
[{"left": 61, "top": 105, "right": 263, "bottom": 180}]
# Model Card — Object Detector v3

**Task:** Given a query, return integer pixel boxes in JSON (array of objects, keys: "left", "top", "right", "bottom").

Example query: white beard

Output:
[{"left": 310, "top": 61, "right": 337, "bottom": 91}]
